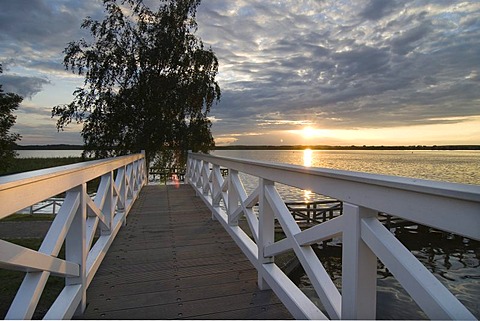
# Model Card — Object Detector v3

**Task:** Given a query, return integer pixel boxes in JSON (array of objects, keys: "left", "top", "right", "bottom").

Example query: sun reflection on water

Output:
[
  {"left": 303, "top": 148, "right": 313, "bottom": 167},
  {"left": 303, "top": 189, "right": 312, "bottom": 202},
  {"left": 303, "top": 149, "right": 313, "bottom": 201}
]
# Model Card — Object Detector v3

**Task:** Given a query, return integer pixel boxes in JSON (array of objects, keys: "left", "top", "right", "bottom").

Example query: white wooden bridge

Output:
[{"left": 0, "top": 152, "right": 479, "bottom": 319}]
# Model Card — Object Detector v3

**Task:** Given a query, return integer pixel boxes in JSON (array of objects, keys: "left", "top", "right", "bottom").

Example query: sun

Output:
[
  {"left": 302, "top": 126, "right": 316, "bottom": 138},
  {"left": 299, "top": 126, "right": 332, "bottom": 140}
]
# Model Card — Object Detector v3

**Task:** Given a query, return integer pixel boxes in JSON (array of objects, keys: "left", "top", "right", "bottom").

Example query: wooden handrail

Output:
[
  {"left": 187, "top": 151, "right": 479, "bottom": 320},
  {"left": 0, "top": 153, "right": 146, "bottom": 319}
]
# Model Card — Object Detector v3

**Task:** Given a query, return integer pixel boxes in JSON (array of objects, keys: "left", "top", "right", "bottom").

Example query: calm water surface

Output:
[
  {"left": 16, "top": 150, "right": 83, "bottom": 158},
  {"left": 213, "top": 149, "right": 480, "bottom": 185},
  {"left": 213, "top": 149, "right": 480, "bottom": 319}
]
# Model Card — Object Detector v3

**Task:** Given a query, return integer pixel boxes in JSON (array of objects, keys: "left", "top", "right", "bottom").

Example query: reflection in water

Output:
[
  {"left": 303, "top": 148, "right": 313, "bottom": 167},
  {"left": 303, "top": 189, "right": 312, "bottom": 202},
  {"left": 293, "top": 226, "right": 480, "bottom": 319},
  {"left": 302, "top": 149, "right": 313, "bottom": 202}
]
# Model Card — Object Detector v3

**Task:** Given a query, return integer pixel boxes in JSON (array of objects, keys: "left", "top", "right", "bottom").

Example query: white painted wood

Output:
[
  {"left": 258, "top": 179, "right": 274, "bottom": 290},
  {"left": 361, "top": 217, "right": 476, "bottom": 320},
  {"left": 212, "top": 165, "right": 222, "bottom": 206},
  {"left": 265, "top": 184, "right": 342, "bottom": 319},
  {"left": 5, "top": 272, "right": 50, "bottom": 320},
  {"left": 39, "top": 191, "right": 80, "bottom": 256},
  {"left": 43, "top": 284, "right": 82, "bottom": 320},
  {"left": 0, "top": 240, "right": 79, "bottom": 276},
  {"left": 114, "top": 167, "right": 125, "bottom": 209},
  {"left": 264, "top": 237, "right": 291, "bottom": 257},
  {"left": 0, "top": 154, "right": 144, "bottom": 219},
  {"left": 86, "top": 214, "right": 123, "bottom": 287},
  {"left": 201, "top": 161, "right": 210, "bottom": 195},
  {"left": 125, "top": 163, "right": 134, "bottom": 199},
  {"left": 243, "top": 205, "right": 260, "bottom": 243},
  {"left": 65, "top": 184, "right": 87, "bottom": 315},
  {"left": 4, "top": 189, "right": 82, "bottom": 320},
  {"left": 211, "top": 165, "right": 223, "bottom": 220},
  {"left": 227, "top": 170, "right": 240, "bottom": 226},
  {"left": 295, "top": 215, "right": 344, "bottom": 246},
  {"left": 189, "top": 152, "right": 480, "bottom": 240},
  {"left": 261, "top": 263, "right": 328, "bottom": 320},
  {"left": 1, "top": 152, "right": 146, "bottom": 320},
  {"left": 86, "top": 197, "right": 107, "bottom": 228},
  {"left": 229, "top": 183, "right": 260, "bottom": 242},
  {"left": 341, "top": 204, "right": 377, "bottom": 319},
  {"left": 101, "top": 172, "right": 114, "bottom": 234},
  {"left": 187, "top": 151, "right": 480, "bottom": 320}
]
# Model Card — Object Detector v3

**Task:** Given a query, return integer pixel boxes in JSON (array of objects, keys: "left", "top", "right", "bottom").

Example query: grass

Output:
[
  {"left": 0, "top": 156, "right": 100, "bottom": 196},
  {"left": 3, "top": 214, "right": 56, "bottom": 222},
  {"left": 0, "top": 156, "right": 105, "bottom": 317},
  {"left": 0, "top": 238, "right": 65, "bottom": 319},
  {"left": 0, "top": 157, "right": 97, "bottom": 317},
  {"left": 0, "top": 157, "right": 84, "bottom": 176}
]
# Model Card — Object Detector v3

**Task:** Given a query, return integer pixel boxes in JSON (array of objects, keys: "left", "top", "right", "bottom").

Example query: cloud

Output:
[
  {"left": 0, "top": 0, "right": 102, "bottom": 76},
  {"left": 196, "top": 0, "right": 480, "bottom": 138},
  {"left": 13, "top": 121, "right": 82, "bottom": 145},
  {"left": 1, "top": 0, "right": 480, "bottom": 145},
  {"left": 0, "top": 74, "right": 50, "bottom": 98},
  {"left": 360, "top": 0, "right": 400, "bottom": 21}
]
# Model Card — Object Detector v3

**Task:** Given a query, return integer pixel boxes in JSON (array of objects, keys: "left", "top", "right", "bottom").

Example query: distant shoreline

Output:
[
  {"left": 214, "top": 144, "right": 480, "bottom": 150},
  {"left": 15, "top": 144, "right": 480, "bottom": 151},
  {"left": 15, "top": 144, "right": 84, "bottom": 150}
]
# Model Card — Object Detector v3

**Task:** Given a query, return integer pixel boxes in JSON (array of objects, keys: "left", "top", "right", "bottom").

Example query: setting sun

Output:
[
  {"left": 299, "top": 126, "right": 331, "bottom": 140},
  {"left": 302, "top": 126, "right": 316, "bottom": 138}
]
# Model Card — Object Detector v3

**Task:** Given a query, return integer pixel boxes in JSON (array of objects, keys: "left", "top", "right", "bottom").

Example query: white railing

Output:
[
  {"left": 0, "top": 153, "right": 146, "bottom": 320},
  {"left": 186, "top": 152, "right": 480, "bottom": 320}
]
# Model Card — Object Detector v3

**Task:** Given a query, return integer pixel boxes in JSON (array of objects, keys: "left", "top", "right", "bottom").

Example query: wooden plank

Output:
[
  {"left": 84, "top": 290, "right": 287, "bottom": 319},
  {"left": 83, "top": 184, "right": 291, "bottom": 319}
]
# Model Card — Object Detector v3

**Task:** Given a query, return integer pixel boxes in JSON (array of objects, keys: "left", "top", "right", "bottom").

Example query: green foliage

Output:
[
  {"left": 0, "top": 64, "right": 22, "bottom": 171},
  {"left": 2, "top": 214, "right": 55, "bottom": 222},
  {"left": 0, "top": 157, "right": 84, "bottom": 176},
  {"left": 52, "top": 0, "right": 221, "bottom": 166},
  {"left": 0, "top": 156, "right": 100, "bottom": 194},
  {"left": 0, "top": 239, "right": 64, "bottom": 319}
]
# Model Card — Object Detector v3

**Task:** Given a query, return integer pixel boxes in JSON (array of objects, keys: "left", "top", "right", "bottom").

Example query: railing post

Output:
[
  {"left": 258, "top": 178, "right": 274, "bottom": 290},
  {"left": 95, "top": 172, "right": 113, "bottom": 235},
  {"left": 115, "top": 165, "right": 127, "bottom": 226},
  {"left": 342, "top": 203, "right": 377, "bottom": 319},
  {"left": 211, "top": 164, "right": 223, "bottom": 221},
  {"left": 65, "top": 184, "right": 87, "bottom": 316},
  {"left": 228, "top": 170, "right": 240, "bottom": 226},
  {"left": 202, "top": 161, "right": 210, "bottom": 196},
  {"left": 185, "top": 151, "right": 191, "bottom": 184},
  {"left": 141, "top": 150, "right": 147, "bottom": 185}
]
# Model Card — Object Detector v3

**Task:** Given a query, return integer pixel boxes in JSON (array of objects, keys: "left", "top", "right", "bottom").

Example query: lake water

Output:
[
  {"left": 212, "top": 149, "right": 480, "bottom": 185},
  {"left": 211, "top": 149, "right": 480, "bottom": 206},
  {"left": 16, "top": 150, "right": 83, "bottom": 158},
  {"left": 16, "top": 149, "right": 479, "bottom": 318}
]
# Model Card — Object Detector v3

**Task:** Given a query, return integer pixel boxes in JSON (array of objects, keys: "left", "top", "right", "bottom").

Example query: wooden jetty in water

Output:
[
  {"left": 82, "top": 185, "right": 291, "bottom": 319},
  {"left": 1, "top": 151, "right": 478, "bottom": 320}
]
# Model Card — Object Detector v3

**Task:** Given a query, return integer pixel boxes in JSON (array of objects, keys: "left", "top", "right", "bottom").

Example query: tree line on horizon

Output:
[{"left": 13, "top": 143, "right": 480, "bottom": 151}]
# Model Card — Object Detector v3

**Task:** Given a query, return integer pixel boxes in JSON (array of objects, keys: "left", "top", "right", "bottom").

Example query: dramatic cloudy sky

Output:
[{"left": 1, "top": 0, "right": 479, "bottom": 146}]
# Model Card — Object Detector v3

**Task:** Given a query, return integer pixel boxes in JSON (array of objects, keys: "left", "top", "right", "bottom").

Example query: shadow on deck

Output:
[{"left": 81, "top": 184, "right": 292, "bottom": 319}]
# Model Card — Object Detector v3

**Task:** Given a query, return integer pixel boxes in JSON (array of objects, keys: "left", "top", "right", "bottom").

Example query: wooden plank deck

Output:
[{"left": 81, "top": 184, "right": 292, "bottom": 319}]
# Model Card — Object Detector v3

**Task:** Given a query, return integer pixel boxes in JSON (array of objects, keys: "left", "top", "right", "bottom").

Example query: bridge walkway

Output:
[{"left": 81, "top": 184, "right": 292, "bottom": 319}]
